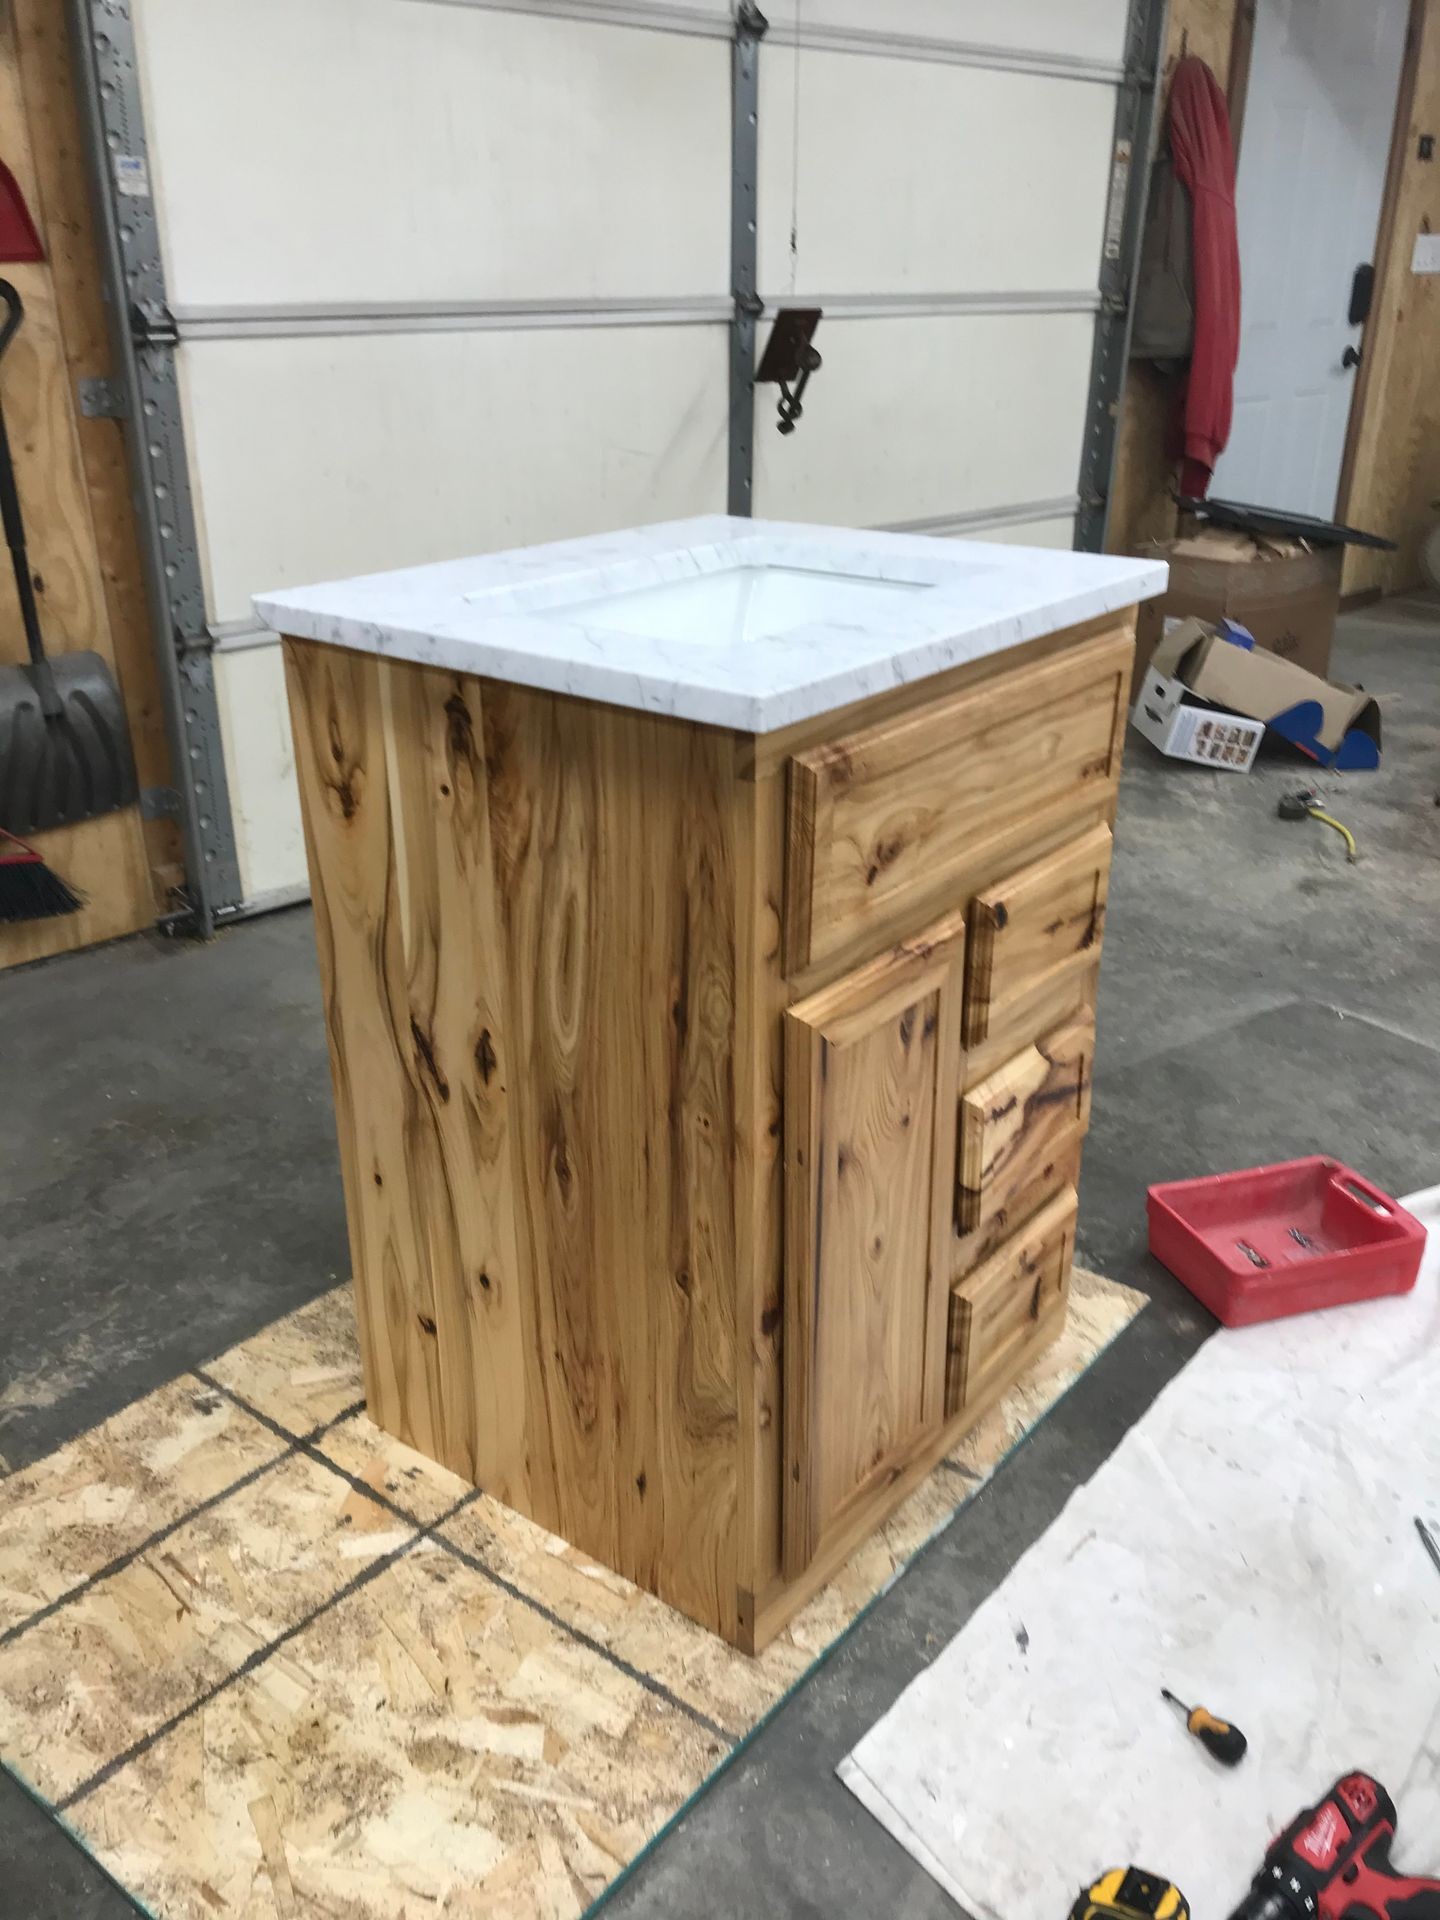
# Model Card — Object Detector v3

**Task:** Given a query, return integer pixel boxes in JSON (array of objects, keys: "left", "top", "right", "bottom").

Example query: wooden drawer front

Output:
[
  {"left": 957, "top": 1014, "right": 1094, "bottom": 1234},
  {"left": 962, "top": 824, "right": 1112, "bottom": 1049},
  {"left": 785, "top": 631, "right": 1132, "bottom": 975},
  {"left": 783, "top": 909, "right": 967, "bottom": 1579},
  {"left": 945, "top": 1186, "right": 1077, "bottom": 1418}
]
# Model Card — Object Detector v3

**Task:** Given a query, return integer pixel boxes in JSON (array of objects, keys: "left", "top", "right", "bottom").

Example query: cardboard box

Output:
[
  {"left": 1132, "top": 627, "right": 1265, "bottom": 772},
  {"left": 1143, "top": 618, "right": 1381, "bottom": 770},
  {"left": 1133, "top": 526, "right": 1341, "bottom": 692}
]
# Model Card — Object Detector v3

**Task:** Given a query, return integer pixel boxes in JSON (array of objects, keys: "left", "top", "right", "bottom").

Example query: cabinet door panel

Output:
[
  {"left": 963, "top": 824, "right": 1112, "bottom": 1048},
  {"left": 783, "top": 909, "right": 966, "bottom": 1578}
]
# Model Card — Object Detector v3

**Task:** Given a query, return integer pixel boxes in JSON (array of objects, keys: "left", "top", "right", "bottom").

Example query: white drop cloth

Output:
[{"left": 839, "top": 1185, "right": 1440, "bottom": 1919}]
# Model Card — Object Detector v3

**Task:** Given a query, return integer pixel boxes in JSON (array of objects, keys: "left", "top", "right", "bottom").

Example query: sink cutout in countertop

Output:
[{"left": 554, "top": 563, "right": 933, "bottom": 646}]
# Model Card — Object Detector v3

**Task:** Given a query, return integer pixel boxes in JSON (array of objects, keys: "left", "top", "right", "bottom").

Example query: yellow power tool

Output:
[{"left": 1069, "top": 1867, "right": 1191, "bottom": 1920}]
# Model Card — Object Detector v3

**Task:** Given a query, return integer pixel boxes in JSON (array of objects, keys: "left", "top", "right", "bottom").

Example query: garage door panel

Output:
[
  {"left": 757, "top": 52, "right": 1115, "bottom": 295},
  {"left": 761, "top": 0, "right": 1129, "bottom": 67},
  {"left": 135, "top": 0, "right": 731, "bottom": 308},
  {"left": 215, "top": 645, "right": 307, "bottom": 902},
  {"left": 181, "top": 326, "right": 729, "bottom": 624},
  {"left": 966, "top": 516, "right": 1077, "bottom": 550},
  {"left": 753, "top": 313, "right": 1095, "bottom": 528}
]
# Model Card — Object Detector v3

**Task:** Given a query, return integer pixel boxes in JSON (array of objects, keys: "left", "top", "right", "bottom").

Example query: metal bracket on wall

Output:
[
  {"left": 63, "top": 0, "right": 243, "bottom": 936},
  {"left": 728, "top": 2, "right": 767, "bottom": 515},
  {"left": 1074, "top": 0, "right": 1171, "bottom": 554},
  {"left": 77, "top": 375, "right": 126, "bottom": 419}
]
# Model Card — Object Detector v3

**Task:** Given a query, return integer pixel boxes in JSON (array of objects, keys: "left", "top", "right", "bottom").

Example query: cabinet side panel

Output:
[
  {"left": 282, "top": 639, "right": 443, "bottom": 1461},
  {"left": 482, "top": 683, "right": 741, "bottom": 1638},
  {"left": 283, "top": 641, "right": 540, "bottom": 1501}
]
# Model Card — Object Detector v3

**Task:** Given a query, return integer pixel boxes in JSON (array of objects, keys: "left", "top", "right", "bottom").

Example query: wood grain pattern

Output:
[
  {"left": 288, "top": 641, "right": 742, "bottom": 1636},
  {"left": 957, "top": 1014, "right": 1094, "bottom": 1233},
  {"left": 1339, "top": 0, "right": 1440, "bottom": 597},
  {"left": 963, "top": 824, "right": 1113, "bottom": 1049},
  {"left": 0, "top": 6, "right": 153, "bottom": 971},
  {"left": 742, "top": 610, "right": 1133, "bottom": 780},
  {"left": 731, "top": 765, "right": 789, "bottom": 1626},
  {"left": 784, "top": 630, "right": 1131, "bottom": 977},
  {"left": 946, "top": 1185, "right": 1078, "bottom": 1417},
  {"left": 10, "top": 0, "right": 180, "bottom": 900},
  {"left": 783, "top": 910, "right": 965, "bottom": 1579},
  {"left": 286, "top": 607, "right": 1135, "bottom": 1650},
  {"left": 483, "top": 682, "right": 741, "bottom": 1634}
]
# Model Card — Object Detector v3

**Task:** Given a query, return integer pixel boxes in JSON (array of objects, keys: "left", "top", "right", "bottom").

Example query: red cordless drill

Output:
[{"left": 1227, "top": 1773, "right": 1440, "bottom": 1919}]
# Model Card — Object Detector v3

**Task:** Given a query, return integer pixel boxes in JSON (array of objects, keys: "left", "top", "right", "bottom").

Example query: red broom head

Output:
[
  {"left": 0, "top": 828, "right": 83, "bottom": 921},
  {"left": 0, "top": 161, "right": 43, "bottom": 265}
]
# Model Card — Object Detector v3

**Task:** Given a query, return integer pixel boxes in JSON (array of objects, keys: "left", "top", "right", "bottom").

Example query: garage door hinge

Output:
[
  {"left": 78, "top": 375, "right": 127, "bottom": 420},
  {"left": 735, "top": 290, "right": 764, "bottom": 318},
  {"left": 736, "top": 2, "right": 768, "bottom": 39},
  {"left": 174, "top": 625, "right": 215, "bottom": 659},
  {"left": 1101, "top": 291, "right": 1129, "bottom": 319},
  {"left": 131, "top": 300, "right": 179, "bottom": 348}
]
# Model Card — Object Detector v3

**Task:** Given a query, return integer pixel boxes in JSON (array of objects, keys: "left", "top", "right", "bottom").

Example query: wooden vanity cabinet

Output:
[{"left": 284, "top": 609, "right": 1136, "bottom": 1654}]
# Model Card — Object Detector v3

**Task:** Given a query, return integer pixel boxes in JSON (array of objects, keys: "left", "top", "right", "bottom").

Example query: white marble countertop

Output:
[{"left": 254, "top": 517, "right": 1166, "bottom": 734}]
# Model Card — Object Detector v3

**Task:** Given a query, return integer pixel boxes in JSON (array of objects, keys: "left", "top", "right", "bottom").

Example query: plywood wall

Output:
[
  {"left": 1340, "top": 0, "right": 1440, "bottom": 597},
  {"left": 1107, "top": 0, "right": 1245, "bottom": 559},
  {"left": 0, "top": 0, "right": 175, "bottom": 971}
]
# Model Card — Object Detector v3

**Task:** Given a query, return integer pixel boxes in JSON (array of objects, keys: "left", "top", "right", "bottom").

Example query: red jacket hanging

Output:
[{"left": 1168, "top": 56, "right": 1241, "bottom": 497}]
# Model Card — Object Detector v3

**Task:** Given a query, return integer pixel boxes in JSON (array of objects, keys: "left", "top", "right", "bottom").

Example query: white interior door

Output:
[{"left": 1211, "top": 0, "right": 1408, "bottom": 516}]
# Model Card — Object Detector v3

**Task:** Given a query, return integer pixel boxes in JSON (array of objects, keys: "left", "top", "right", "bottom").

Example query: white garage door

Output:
[{"left": 108, "top": 0, "right": 1138, "bottom": 908}]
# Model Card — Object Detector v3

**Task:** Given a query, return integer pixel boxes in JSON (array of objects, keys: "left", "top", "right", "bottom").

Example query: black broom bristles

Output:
[{"left": 0, "top": 827, "right": 84, "bottom": 921}]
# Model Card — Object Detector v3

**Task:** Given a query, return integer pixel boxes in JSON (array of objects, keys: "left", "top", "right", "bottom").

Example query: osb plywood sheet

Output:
[
  {"left": 204, "top": 1288, "right": 365, "bottom": 1437},
  {"left": 0, "top": 1449, "right": 409, "bottom": 1805},
  {"left": 0, "top": 1378, "right": 285, "bottom": 1636},
  {"left": 0, "top": 1267, "right": 1143, "bottom": 1918},
  {"left": 75, "top": 1547, "right": 729, "bottom": 1920}
]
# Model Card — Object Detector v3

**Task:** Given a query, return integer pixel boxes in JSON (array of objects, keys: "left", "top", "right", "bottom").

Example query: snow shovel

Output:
[{"left": 0, "top": 278, "right": 137, "bottom": 835}]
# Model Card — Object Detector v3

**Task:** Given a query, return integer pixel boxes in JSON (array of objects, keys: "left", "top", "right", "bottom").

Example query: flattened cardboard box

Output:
[
  {"left": 1133, "top": 528, "right": 1341, "bottom": 690},
  {"left": 1149, "top": 620, "right": 1381, "bottom": 770}
]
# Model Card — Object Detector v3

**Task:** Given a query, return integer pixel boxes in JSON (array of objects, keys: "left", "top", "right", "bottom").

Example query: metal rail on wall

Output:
[
  {"left": 64, "top": 0, "right": 243, "bottom": 936},
  {"left": 1075, "top": 0, "right": 1172, "bottom": 554}
]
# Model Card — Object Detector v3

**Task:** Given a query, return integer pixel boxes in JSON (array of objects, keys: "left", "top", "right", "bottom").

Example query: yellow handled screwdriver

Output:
[{"left": 1160, "top": 1689, "right": 1248, "bottom": 1766}]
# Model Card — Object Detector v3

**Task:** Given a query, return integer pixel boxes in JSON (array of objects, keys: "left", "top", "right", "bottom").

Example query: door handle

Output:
[{"left": 1342, "top": 345, "right": 1362, "bottom": 371}]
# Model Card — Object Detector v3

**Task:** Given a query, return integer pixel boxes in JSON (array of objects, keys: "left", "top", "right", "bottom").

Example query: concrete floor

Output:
[{"left": 3, "top": 595, "right": 1438, "bottom": 1917}]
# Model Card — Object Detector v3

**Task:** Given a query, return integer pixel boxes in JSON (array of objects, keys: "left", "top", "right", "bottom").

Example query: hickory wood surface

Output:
[
  {"left": 1338, "top": 0, "right": 1440, "bottom": 597},
  {"left": 783, "top": 628, "right": 1132, "bottom": 977},
  {"left": 731, "top": 766, "right": 789, "bottom": 1625},
  {"left": 957, "top": 1012, "right": 1095, "bottom": 1234},
  {"left": 742, "top": 608, "right": 1136, "bottom": 780},
  {"left": 286, "top": 640, "right": 743, "bottom": 1639},
  {"left": 782, "top": 910, "right": 966, "bottom": 1582},
  {"left": 962, "top": 822, "right": 1113, "bottom": 1050},
  {"left": 484, "top": 676, "right": 742, "bottom": 1637},
  {"left": 286, "top": 613, "right": 1135, "bottom": 1652},
  {"left": 0, "top": 8, "right": 154, "bottom": 971},
  {"left": 946, "top": 1184, "right": 1078, "bottom": 1418}
]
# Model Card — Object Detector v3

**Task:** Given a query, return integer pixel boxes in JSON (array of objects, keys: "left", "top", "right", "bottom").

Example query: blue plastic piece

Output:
[{"left": 1263, "top": 701, "right": 1381, "bottom": 770}]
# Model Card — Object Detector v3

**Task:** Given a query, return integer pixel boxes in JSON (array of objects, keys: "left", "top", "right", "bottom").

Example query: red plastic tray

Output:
[{"left": 1147, "top": 1156, "right": 1426, "bottom": 1328}]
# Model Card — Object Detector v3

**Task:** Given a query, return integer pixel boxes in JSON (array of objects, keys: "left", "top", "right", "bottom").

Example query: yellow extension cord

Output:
[{"left": 1305, "top": 803, "right": 1358, "bottom": 863}]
